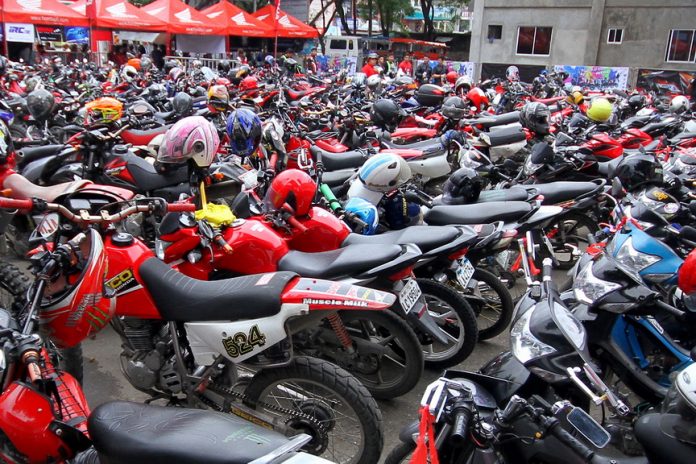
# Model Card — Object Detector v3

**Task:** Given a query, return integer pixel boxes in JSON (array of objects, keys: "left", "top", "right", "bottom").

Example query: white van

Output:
[{"left": 323, "top": 35, "right": 361, "bottom": 59}]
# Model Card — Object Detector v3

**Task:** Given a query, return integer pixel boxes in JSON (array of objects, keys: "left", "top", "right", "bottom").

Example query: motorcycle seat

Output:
[
  {"left": 88, "top": 401, "right": 293, "bottom": 464},
  {"left": 120, "top": 152, "right": 189, "bottom": 192},
  {"left": 474, "top": 111, "right": 521, "bottom": 129},
  {"left": 482, "top": 125, "right": 526, "bottom": 147},
  {"left": 3, "top": 173, "right": 91, "bottom": 202},
  {"left": 278, "top": 244, "right": 402, "bottom": 279},
  {"left": 476, "top": 187, "right": 531, "bottom": 203},
  {"left": 425, "top": 201, "right": 532, "bottom": 226},
  {"left": 120, "top": 126, "right": 169, "bottom": 146},
  {"left": 381, "top": 136, "right": 443, "bottom": 151},
  {"left": 310, "top": 145, "right": 366, "bottom": 171},
  {"left": 321, "top": 168, "right": 356, "bottom": 189},
  {"left": 530, "top": 181, "right": 599, "bottom": 204},
  {"left": 139, "top": 258, "right": 297, "bottom": 321},
  {"left": 15, "top": 144, "right": 65, "bottom": 168},
  {"left": 669, "top": 131, "right": 696, "bottom": 143},
  {"left": 597, "top": 155, "right": 625, "bottom": 177},
  {"left": 154, "top": 110, "right": 174, "bottom": 120},
  {"left": 342, "top": 225, "right": 462, "bottom": 253}
]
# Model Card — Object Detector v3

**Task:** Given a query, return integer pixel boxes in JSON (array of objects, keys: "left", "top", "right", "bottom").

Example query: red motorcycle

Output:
[{"left": 1, "top": 194, "right": 387, "bottom": 464}]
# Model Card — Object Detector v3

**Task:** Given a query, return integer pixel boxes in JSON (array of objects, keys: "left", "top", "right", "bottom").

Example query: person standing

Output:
[
  {"left": 415, "top": 56, "right": 432, "bottom": 84},
  {"left": 398, "top": 53, "right": 413, "bottom": 77},
  {"left": 361, "top": 52, "right": 379, "bottom": 77},
  {"left": 385, "top": 53, "right": 397, "bottom": 78},
  {"left": 305, "top": 47, "right": 318, "bottom": 74},
  {"left": 431, "top": 56, "right": 448, "bottom": 84}
]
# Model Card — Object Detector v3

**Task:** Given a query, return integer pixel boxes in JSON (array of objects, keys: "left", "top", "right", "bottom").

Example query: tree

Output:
[{"left": 357, "top": 0, "right": 412, "bottom": 36}]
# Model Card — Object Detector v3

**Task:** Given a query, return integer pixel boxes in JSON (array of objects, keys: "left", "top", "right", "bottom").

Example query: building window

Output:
[
  {"left": 666, "top": 29, "right": 696, "bottom": 62},
  {"left": 607, "top": 28, "right": 623, "bottom": 44},
  {"left": 516, "top": 26, "right": 552, "bottom": 55},
  {"left": 487, "top": 25, "right": 502, "bottom": 40}
]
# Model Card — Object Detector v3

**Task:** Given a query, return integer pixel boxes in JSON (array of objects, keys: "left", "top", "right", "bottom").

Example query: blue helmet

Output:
[
  {"left": 265, "top": 55, "right": 275, "bottom": 66},
  {"left": 344, "top": 197, "right": 379, "bottom": 235},
  {"left": 226, "top": 108, "right": 262, "bottom": 157},
  {"left": 383, "top": 192, "right": 421, "bottom": 229}
]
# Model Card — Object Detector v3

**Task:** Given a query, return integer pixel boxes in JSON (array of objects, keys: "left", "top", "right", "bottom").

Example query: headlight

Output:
[
  {"left": 510, "top": 309, "right": 556, "bottom": 364},
  {"left": 155, "top": 239, "right": 172, "bottom": 260},
  {"left": 615, "top": 236, "right": 659, "bottom": 273},
  {"left": 524, "top": 156, "right": 543, "bottom": 175},
  {"left": 550, "top": 302, "right": 586, "bottom": 350},
  {"left": 573, "top": 261, "right": 621, "bottom": 305}
]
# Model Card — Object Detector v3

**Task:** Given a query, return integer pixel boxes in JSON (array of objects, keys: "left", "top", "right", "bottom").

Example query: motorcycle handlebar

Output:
[
  {"left": 0, "top": 198, "right": 33, "bottom": 210},
  {"left": 654, "top": 299, "right": 686, "bottom": 320},
  {"left": 546, "top": 419, "right": 594, "bottom": 461},
  {"left": 449, "top": 400, "right": 473, "bottom": 446},
  {"left": 287, "top": 216, "right": 308, "bottom": 234}
]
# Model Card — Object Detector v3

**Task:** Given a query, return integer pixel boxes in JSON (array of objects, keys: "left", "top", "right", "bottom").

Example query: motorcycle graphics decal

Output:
[
  {"left": 222, "top": 325, "right": 266, "bottom": 358},
  {"left": 106, "top": 269, "right": 140, "bottom": 295},
  {"left": 302, "top": 298, "right": 369, "bottom": 308}
]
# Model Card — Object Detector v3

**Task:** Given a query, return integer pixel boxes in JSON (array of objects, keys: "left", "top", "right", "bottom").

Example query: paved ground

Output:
[{"left": 81, "top": 324, "right": 509, "bottom": 462}]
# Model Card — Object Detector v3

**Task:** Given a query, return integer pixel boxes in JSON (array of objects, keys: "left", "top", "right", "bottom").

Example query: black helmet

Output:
[
  {"left": 394, "top": 75, "right": 414, "bottom": 87},
  {"left": 442, "top": 167, "right": 485, "bottom": 205},
  {"left": 441, "top": 96, "right": 467, "bottom": 121},
  {"left": 370, "top": 99, "right": 404, "bottom": 132},
  {"left": 172, "top": 92, "right": 193, "bottom": 116},
  {"left": 614, "top": 154, "right": 664, "bottom": 191},
  {"left": 520, "top": 102, "right": 550, "bottom": 135},
  {"left": 140, "top": 56, "right": 153, "bottom": 72},
  {"left": 163, "top": 59, "right": 179, "bottom": 73},
  {"left": 0, "top": 56, "right": 6, "bottom": 77},
  {"left": 627, "top": 94, "right": 646, "bottom": 111},
  {"left": 26, "top": 89, "right": 55, "bottom": 122},
  {"left": 218, "top": 59, "right": 231, "bottom": 73},
  {"left": 0, "top": 120, "right": 15, "bottom": 166}
]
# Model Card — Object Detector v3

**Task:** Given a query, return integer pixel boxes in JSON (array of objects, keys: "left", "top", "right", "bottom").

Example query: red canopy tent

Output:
[
  {"left": 71, "top": 0, "right": 167, "bottom": 31},
  {"left": 253, "top": 5, "right": 318, "bottom": 39},
  {"left": 1, "top": 0, "right": 89, "bottom": 26},
  {"left": 200, "top": 1, "right": 274, "bottom": 38},
  {"left": 141, "top": 0, "right": 227, "bottom": 36}
]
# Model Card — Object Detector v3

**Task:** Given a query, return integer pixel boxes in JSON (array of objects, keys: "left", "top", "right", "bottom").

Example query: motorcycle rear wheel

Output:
[
  {"left": 459, "top": 268, "right": 514, "bottom": 340},
  {"left": 384, "top": 441, "right": 415, "bottom": 464},
  {"left": 244, "top": 356, "right": 383, "bottom": 464}
]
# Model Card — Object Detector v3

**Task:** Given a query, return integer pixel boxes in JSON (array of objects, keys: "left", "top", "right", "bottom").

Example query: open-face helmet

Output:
[
  {"left": 357, "top": 153, "right": 411, "bottom": 193},
  {"left": 344, "top": 197, "right": 379, "bottom": 235},
  {"left": 157, "top": 116, "right": 220, "bottom": 168}
]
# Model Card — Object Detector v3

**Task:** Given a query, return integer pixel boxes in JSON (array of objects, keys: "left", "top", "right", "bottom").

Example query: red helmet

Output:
[
  {"left": 466, "top": 87, "right": 489, "bottom": 113},
  {"left": 240, "top": 76, "right": 259, "bottom": 92},
  {"left": 40, "top": 229, "right": 114, "bottom": 348},
  {"left": 446, "top": 71, "right": 458, "bottom": 85},
  {"left": 679, "top": 248, "right": 696, "bottom": 294},
  {"left": 264, "top": 169, "right": 316, "bottom": 216}
]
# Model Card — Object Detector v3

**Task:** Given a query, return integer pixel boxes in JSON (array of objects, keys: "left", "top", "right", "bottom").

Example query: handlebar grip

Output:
[
  {"left": 0, "top": 198, "right": 33, "bottom": 210},
  {"left": 287, "top": 216, "right": 308, "bottom": 233},
  {"left": 654, "top": 299, "right": 686, "bottom": 319},
  {"left": 167, "top": 203, "right": 196, "bottom": 213},
  {"left": 548, "top": 422, "right": 594, "bottom": 461},
  {"left": 449, "top": 402, "right": 473, "bottom": 446}
]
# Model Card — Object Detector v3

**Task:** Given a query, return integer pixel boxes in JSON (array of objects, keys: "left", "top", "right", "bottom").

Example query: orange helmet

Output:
[
  {"left": 85, "top": 97, "right": 123, "bottom": 124},
  {"left": 264, "top": 169, "right": 316, "bottom": 216},
  {"left": 127, "top": 58, "right": 142, "bottom": 71},
  {"left": 207, "top": 84, "right": 229, "bottom": 112},
  {"left": 446, "top": 71, "right": 458, "bottom": 85}
]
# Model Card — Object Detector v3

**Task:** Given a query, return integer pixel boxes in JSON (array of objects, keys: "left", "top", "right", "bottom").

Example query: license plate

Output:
[
  {"left": 239, "top": 169, "right": 259, "bottom": 189},
  {"left": 456, "top": 259, "right": 475, "bottom": 288},
  {"left": 399, "top": 279, "right": 423, "bottom": 314}
]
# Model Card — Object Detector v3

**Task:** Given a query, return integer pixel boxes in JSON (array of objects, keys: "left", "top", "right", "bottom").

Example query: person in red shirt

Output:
[
  {"left": 398, "top": 53, "right": 413, "bottom": 77},
  {"left": 361, "top": 52, "right": 379, "bottom": 77}
]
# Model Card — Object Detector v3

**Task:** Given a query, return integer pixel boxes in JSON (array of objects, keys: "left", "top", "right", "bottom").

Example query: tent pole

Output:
[
  {"left": 273, "top": 6, "right": 278, "bottom": 57},
  {"left": 0, "top": 0, "right": 7, "bottom": 57},
  {"left": 166, "top": 32, "right": 172, "bottom": 57}
]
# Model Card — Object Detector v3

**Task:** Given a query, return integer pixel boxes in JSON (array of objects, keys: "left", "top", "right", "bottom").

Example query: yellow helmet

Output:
[
  {"left": 586, "top": 97, "right": 613, "bottom": 123},
  {"left": 85, "top": 97, "right": 123, "bottom": 124},
  {"left": 567, "top": 91, "right": 584, "bottom": 105}
]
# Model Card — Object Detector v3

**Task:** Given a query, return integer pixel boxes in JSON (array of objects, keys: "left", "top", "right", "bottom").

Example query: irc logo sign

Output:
[
  {"left": 5, "top": 23, "right": 35, "bottom": 43},
  {"left": 8, "top": 26, "right": 30, "bottom": 34}
]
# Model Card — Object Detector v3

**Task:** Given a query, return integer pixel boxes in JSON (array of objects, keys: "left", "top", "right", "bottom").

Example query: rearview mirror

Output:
[
  {"left": 566, "top": 407, "right": 611, "bottom": 449},
  {"left": 530, "top": 142, "right": 555, "bottom": 165},
  {"left": 611, "top": 178, "right": 625, "bottom": 199}
]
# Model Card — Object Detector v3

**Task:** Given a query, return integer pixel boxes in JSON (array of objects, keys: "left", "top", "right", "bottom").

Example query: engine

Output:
[{"left": 118, "top": 318, "right": 183, "bottom": 394}]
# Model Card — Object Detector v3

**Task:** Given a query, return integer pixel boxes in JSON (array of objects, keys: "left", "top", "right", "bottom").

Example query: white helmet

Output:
[
  {"left": 506, "top": 65, "right": 520, "bottom": 82},
  {"left": 121, "top": 65, "right": 138, "bottom": 83},
  {"left": 352, "top": 72, "right": 367, "bottom": 89},
  {"left": 367, "top": 74, "right": 382, "bottom": 92},
  {"left": 157, "top": 116, "right": 220, "bottom": 168},
  {"left": 670, "top": 95, "right": 690, "bottom": 113},
  {"left": 684, "top": 119, "right": 696, "bottom": 133},
  {"left": 455, "top": 75, "right": 472, "bottom": 94},
  {"left": 357, "top": 153, "right": 412, "bottom": 193}
]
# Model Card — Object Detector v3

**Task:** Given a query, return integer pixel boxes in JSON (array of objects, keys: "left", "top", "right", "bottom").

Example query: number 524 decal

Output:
[{"left": 223, "top": 325, "right": 266, "bottom": 358}]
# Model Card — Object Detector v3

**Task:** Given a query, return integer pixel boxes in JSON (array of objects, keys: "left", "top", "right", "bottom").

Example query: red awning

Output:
[
  {"left": 253, "top": 5, "right": 318, "bottom": 39},
  {"left": 71, "top": 0, "right": 167, "bottom": 31},
  {"left": 141, "top": 0, "right": 227, "bottom": 35},
  {"left": 200, "top": 1, "right": 274, "bottom": 38},
  {"left": 2, "top": 0, "right": 89, "bottom": 27}
]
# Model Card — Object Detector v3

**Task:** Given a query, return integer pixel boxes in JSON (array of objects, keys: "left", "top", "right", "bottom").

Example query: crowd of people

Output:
[{"left": 360, "top": 52, "right": 453, "bottom": 85}]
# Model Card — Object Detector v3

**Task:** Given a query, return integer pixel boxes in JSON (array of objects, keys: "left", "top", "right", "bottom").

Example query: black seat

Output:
[
  {"left": 118, "top": 151, "right": 189, "bottom": 192},
  {"left": 89, "top": 401, "right": 292, "bottom": 464},
  {"left": 321, "top": 168, "right": 356, "bottom": 189},
  {"left": 139, "top": 258, "right": 296, "bottom": 321},
  {"left": 342, "top": 225, "right": 462, "bottom": 253},
  {"left": 310, "top": 145, "right": 366, "bottom": 171},
  {"left": 484, "top": 126, "right": 527, "bottom": 147},
  {"left": 597, "top": 155, "right": 624, "bottom": 177},
  {"left": 155, "top": 110, "right": 174, "bottom": 121},
  {"left": 476, "top": 187, "right": 531, "bottom": 203},
  {"left": 669, "top": 131, "right": 696, "bottom": 143},
  {"left": 475, "top": 111, "right": 521, "bottom": 129},
  {"left": 278, "top": 244, "right": 402, "bottom": 279},
  {"left": 16, "top": 144, "right": 64, "bottom": 168},
  {"left": 425, "top": 201, "right": 532, "bottom": 226},
  {"left": 532, "top": 181, "right": 599, "bottom": 204}
]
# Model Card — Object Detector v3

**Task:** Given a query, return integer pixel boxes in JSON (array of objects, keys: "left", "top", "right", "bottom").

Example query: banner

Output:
[
  {"left": 5, "top": 23, "right": 34, "bottom": 43},
  {"left": 64, "top": 27, "right": 90, "bottom": 44},
  {"left": 636, "top": 69, "right": 695, "bottom": 96},
  {"left": 481, "top": 63, "right": 545, "bottom": 82},
  {"left": 414, "top": 60, "right": 475, "bottom": 82},
  {"left": 37, "top": 26, "right": 63, "bottom": 43},
  {"left": 553, "top": 65, "right": 629, "bottom": 90},
  {"left": 316, "top": 54, "right": 358, "bottom": 74}
]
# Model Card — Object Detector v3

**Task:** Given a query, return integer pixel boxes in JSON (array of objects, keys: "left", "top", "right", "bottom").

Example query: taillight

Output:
[
  {"left": 389, "top": 266, "right": 415, "bottom": 282},
  {"left": 448, "top": 247, "right": 469, "bottom": 260}
]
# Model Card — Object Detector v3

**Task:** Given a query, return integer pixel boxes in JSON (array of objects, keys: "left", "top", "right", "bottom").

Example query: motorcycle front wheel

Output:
[
  {"left": 384, "top": 441, "right": 415, "bottom": 464},
  {"left": 244, "top": 356, "right": 383, "bottom": 464}
]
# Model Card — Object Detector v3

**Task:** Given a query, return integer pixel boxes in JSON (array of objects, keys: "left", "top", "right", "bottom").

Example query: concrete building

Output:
[{"left": 469, "top": 0, "right": 696, "bottom": 78}]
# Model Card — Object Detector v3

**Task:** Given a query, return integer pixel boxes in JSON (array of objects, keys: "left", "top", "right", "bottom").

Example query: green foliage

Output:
[{"left": 358, "top": 0, "right": 414, "bottom": 35}]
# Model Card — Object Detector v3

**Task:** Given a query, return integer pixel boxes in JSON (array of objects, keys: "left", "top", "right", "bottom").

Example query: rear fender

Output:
[{"left": 355, "top": 244, "right": 422, "bottom": 280}]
